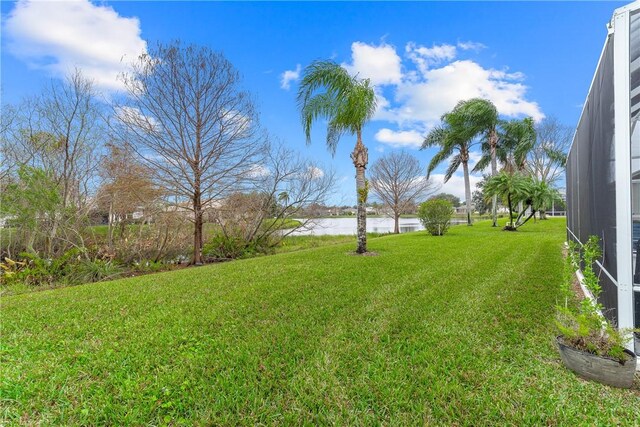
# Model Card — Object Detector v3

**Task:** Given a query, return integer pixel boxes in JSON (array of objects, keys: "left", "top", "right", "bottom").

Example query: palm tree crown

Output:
[{"left": 297, "top": 60, "right": 376, "bottom": 155}]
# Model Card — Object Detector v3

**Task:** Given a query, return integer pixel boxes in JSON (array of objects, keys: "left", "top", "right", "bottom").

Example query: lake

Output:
[{"left": 289, "top": 217, "right": 466, "bottom": 236}]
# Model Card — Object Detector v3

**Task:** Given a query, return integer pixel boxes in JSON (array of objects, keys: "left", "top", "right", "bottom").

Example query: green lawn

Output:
[{"left": 2, "top": 219, "right": 638, "bottom": 425}]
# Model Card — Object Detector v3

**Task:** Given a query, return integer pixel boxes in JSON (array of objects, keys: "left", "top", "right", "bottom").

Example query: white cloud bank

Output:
[
  {"left": 280, "top": 64, "right": 301, "bottom": 90},
  {"left": 374, "top": 128, "right": 424, "bottom": 149},
  {"left": 3, "top": 0, "right": 147, "bottom": 92},
  {"left": 342, "top": 42, "right": 402, "bottom": 86},
  {"left": 337, "top": 41, "right": 543, "bottom": 148}
]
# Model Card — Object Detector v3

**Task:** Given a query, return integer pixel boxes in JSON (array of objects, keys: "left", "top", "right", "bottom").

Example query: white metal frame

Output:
[{"left": 613, "top": 5, "right": 635, "bottom": 349}]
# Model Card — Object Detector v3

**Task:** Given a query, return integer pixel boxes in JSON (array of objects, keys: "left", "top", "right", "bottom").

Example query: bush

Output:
[
  {"left": 0, "top": 249, "right": 82, "bottom": 288},
  {"left": 418, "top": 199, "right": 453, "bottom": 236},
  {"left": 1, "top": 249, "right": 125, "bottom": 291},
  {"left": 71, "top": 259, "right": 124, "bottom": 284},
  {"left": 132, "top": 260, "right": 167, "bottom": 274},
  {"left": 556, "top": 237, "right": 633, "bottom": 362},
  {"left": 203, "top": 233, "right": 273, "bottom": 261}
]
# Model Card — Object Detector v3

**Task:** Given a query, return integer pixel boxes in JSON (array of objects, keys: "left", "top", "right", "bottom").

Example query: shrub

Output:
[
  {"left": 203, "top": 233, "right": 273, "bottom": 261},
  {"left": 418, "top": 199, "right": 453, "bottom": 236},
  {"left": 132, "top": 260, "right": 167, "bottom": 274},
  {"left": 70, "top": 259, "right": 124, "bottom": 284},
  {"left": 1, "top": 249, "right": 125, "bottom": 290},
  {"left": 556, "top": 237, "right": 633, "bottom": 362},
  {"left": 0, "top": 248, "right": 81, "bottom": 286}
]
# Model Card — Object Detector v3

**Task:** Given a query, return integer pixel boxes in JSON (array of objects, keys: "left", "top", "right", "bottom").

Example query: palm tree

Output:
[
  {"left": 297, "top": 60, "right": 377, "bottom": 253},
  {"left": 422, "top": 100, "right": 480, "bottom": 226},
  {"left": 483, "top": 171, "right": 531, "bottom": 230},
  {"left": 464, "top": 99, "right": 500, "bottom": 227},
  {"left": 497, "top": 117, "right": 536, "bottom": 216}
]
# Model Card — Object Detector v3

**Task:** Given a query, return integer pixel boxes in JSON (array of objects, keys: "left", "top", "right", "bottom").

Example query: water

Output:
[{"left": 289, "top": 217, "right": 466, "bottom": 236}]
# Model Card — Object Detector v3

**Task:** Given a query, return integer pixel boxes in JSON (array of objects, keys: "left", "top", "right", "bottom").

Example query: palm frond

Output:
[
  {"left": 472, "top": 154, "right": 491, "bottom": 173},
  {"left": 422, "top": 126, "right": 447, "bottom": 149},
  {"left": 296, "top": 59, "right": 377, "bottom": 152},
  {"left": 300, "top": 92, "right": 339, "bottom": 145},
  {"left": 326, "top": 120, "right": 346, "bottom": 155},
  {"left": 426, "top": 144, "right": 455, "bottom": 178},
  {"left": 444, "top": 154, "right": 462, "bottom": 183}
]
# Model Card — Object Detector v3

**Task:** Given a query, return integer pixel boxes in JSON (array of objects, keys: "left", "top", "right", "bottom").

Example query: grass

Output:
[
  {"left": 275, "top": 232, "right": 386, "bottom": 254},
  {"left": 2, "top": 218, "right": 638, "bottom": 425}
]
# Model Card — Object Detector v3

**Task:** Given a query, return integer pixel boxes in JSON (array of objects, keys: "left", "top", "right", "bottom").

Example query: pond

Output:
[{"left": 289, "top": 217, "right": 467, "bottom": 236}]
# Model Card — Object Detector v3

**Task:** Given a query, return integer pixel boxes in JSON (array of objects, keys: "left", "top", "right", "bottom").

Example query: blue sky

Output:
[{"left": 0, "top": 1, "right": 625, "bottom": 204}]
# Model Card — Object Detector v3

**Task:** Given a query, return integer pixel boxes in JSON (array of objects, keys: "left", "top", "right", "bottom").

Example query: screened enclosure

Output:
[{"left": 567, "top": 2, "right": 639, "bottom": 346}]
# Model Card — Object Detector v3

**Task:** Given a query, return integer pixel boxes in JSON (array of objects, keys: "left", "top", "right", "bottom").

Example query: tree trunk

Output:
[
  {"left": 351, "top": 131, "right": 368, "bottom": 254},
  {"left": 490, "top": 129, "right": 498, "bottom": 227},
  {"left": 394, "top": 213, "right": 400, "bottom": 234},
  {"left": 516, "top": 208, "right": 537, "bottom": 228},
  {"left": 107, "top": 201, "right": 114, "bottom": 249},
  {"left": 192, "top": 189, "right": 203, "bottom": 265},
  {"left": 462, "top": 160, "right": 472, "bottom": 226},
  {"left": 507, "top": 193, "right": 514, "bottom": 230},
  {"left": 47, "top": 213, "right": 58, "bottom": 257}
]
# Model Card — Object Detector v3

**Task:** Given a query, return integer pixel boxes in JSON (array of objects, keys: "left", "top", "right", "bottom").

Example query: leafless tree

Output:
[
  {"left": 527, "top": 116, "right": 571, "bottom": 186},
  {"left": 369, "top": 151, "right": 439, "bottom": 233},
  {"left": 212, "top": 143, "right": 335, "bottom": 253},
  {"left": 40, "top": 70, "right": 103, "bottom": 208},
  {"left": 1, "top": 70, "right": 103, "bottom": 257},
  {"left": 114, "top": 42, "right": 266, "bottom": 264}
]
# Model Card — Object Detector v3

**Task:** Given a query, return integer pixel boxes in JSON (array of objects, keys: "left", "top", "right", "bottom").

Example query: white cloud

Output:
[
  {"left": 343, "top": 41, "right": 402, "bottom": 86},
  {"left": 3, "top": 0, "right": 147, "bottom": 92},
  {"left": 247, "top": 164, "right": 271, "bottom": 178},
  {"left": 429, "top": 172, "right": 482, "bottom": 202},
  {"left": 406, "top": 42, "right": 457, "bottom": 73},
  {"left": 115, "top": 106, "right": 157, "bottom": 131},
  {"left": 307, "top": 166, "right": 325, "bottom": 179},
  {"left": 340, "top": 40, "right": 544, "bottom": 134},
  {"left": 381, "top": 59, "right": 544, "bottom": 127},
  {"left": 280, "top": 64, "right": 301, "bottom": 90},
  {"left": 457, "top": 41, "right": 486, "bottom": 52},
  {"left": 374, "top": 128, "right": 424, "bottom": 149}
]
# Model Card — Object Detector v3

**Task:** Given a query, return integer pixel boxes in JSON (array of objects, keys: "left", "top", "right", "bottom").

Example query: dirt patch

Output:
[
  {"left": 571, "top": 273, "right": 586, "bottom": 300},
  {"left": 347, "top": 251, "right": 379, "bottom": 257}
]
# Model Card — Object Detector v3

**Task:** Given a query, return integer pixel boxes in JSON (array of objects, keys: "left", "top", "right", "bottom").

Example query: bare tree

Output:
[
  {"left": 114, "top": 42, "right": 266, "bottom": 264},
  {"left": 369, "top": 151, "right": 439, "bottom": 234},
  {"left": 1, "top": 70, "right": 103, "bottom": 257},
  {"left": 40, "top": 70, "right": 103, "bottom": 208},
  {"left": 528, "top": 116, "right": 571, "bottom": 186},
  {"left": 212, "top": 143, "right": 335, "bottom": 253}
]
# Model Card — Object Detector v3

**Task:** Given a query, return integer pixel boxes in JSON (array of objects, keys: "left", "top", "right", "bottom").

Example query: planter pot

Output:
[{"left": 557, "top": 336, "right": 637, "bottom": 389}]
